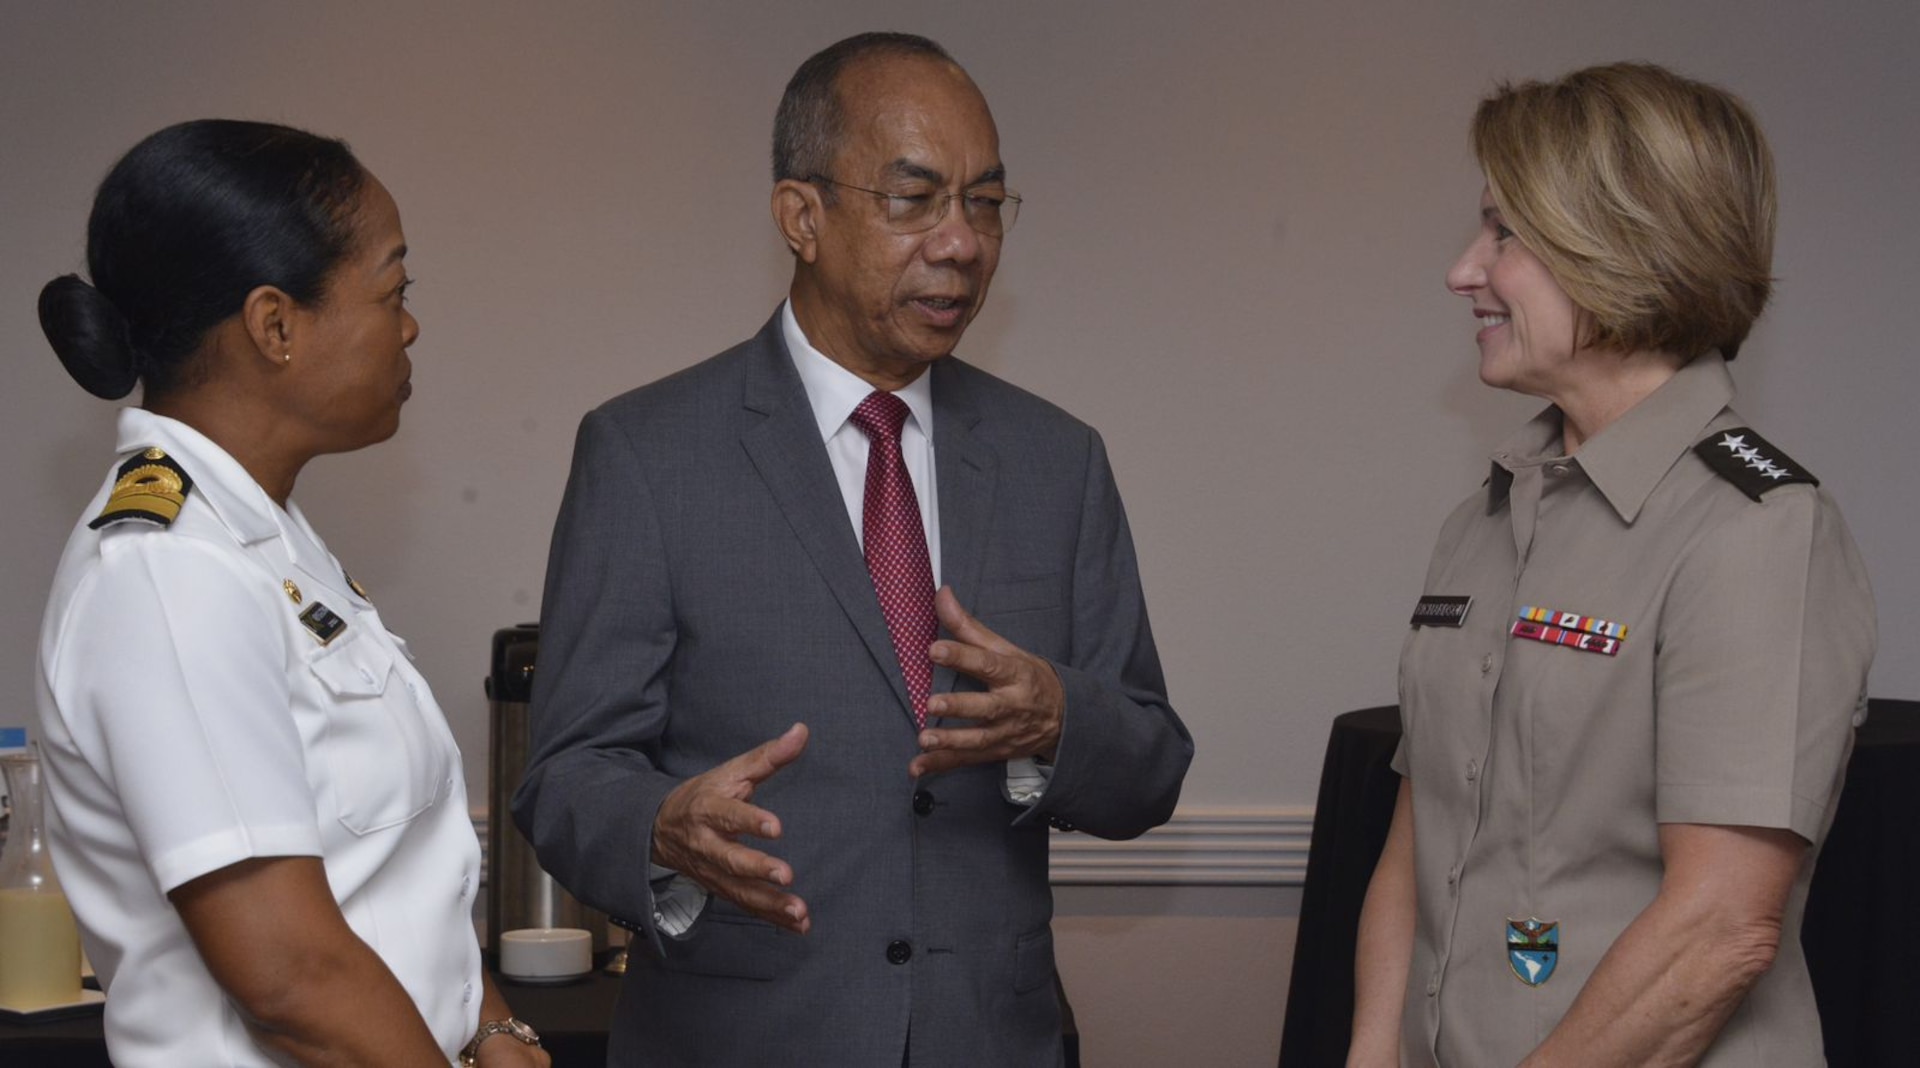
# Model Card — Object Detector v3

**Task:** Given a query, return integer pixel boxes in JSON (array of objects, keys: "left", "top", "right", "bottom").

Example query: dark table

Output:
[
  {"left": 1277, "top": 699, "right": 1920, "bottom": 1068},
  {"left": 0, "top": 967, "right": 623, "bottom": 1068},
  {"left": 3, "top": 961, "right": 1081, "bottom": 1065}
]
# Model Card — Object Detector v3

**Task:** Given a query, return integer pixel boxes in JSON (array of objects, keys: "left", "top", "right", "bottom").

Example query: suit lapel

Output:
[
  {"left": 930, "top": 358, "right": 998, "bottom": 697},
  {"left": 737, "top": 317, "right": 917, "bottom": 720}
]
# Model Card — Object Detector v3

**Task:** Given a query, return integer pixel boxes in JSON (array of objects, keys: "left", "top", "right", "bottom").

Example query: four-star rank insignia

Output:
[
  {"left": 1694, "top": 427, "right": 1817, "bottom": 502},
  {"left": 1507, "top": 916, "right": 1560, "bottom": 986},
  {"left": 90, "top": 447, "right": 194, "bottom": 529}
]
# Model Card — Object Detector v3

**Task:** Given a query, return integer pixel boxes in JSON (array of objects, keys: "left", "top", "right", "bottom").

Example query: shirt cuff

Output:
[
  {"left": 650, "top": 871, "right": 708, "bottom": 938},
  {"left": 1004, "top": 756, "right": 1052, "bottom": 806}
]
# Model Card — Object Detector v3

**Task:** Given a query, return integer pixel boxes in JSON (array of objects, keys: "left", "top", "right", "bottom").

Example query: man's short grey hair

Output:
[{"left": 772, "top": 32, "right": 956, "bottom": 188}]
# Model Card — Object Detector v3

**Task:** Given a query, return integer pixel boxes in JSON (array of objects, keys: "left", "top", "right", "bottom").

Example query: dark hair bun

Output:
[
  {"left": 54, "top": 120, "right": 364, "bottom": 401},
  {"left": 38, "top": 274, "right": 139, "bottom": 400}
]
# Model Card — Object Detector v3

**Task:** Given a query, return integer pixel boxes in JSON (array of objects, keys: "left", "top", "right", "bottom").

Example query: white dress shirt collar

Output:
[{"left": 780, "top": 300, "right": 934, "bottom": 440}]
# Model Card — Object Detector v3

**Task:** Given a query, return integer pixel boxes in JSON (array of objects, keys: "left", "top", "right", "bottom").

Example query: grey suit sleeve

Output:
[
  {"left": 1017, "top": 427, "right": 1192, "bottom": 839},
  {"left": 510, "top": 408, "right": 683, "bottom": 950}
]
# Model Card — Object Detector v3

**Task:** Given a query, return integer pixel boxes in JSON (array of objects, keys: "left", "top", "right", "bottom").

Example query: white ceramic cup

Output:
[{"left": 499, "top": 927, "right": 592, "bottom": 981}]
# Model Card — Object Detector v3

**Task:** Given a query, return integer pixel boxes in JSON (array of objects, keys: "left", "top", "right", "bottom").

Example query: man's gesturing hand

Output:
[
  {"left": 909, "top": 587, "right": 1065, "bottom": 778},
  {"left": 652, "top": 722, "right": 812, "bottom": 934}
]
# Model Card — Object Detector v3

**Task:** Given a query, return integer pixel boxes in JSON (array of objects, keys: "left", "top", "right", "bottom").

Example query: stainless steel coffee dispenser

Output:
[{"left": 486, "top": 624, "right": 610, "bottom": 962}]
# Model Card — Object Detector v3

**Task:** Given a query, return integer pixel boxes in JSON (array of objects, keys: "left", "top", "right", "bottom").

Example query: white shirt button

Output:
[
  {"left": 461, "top": 876, "right": 473, "bottom": 899},
  {"left": 462, "top": 982, "right": 474, "bottom": 1004}
]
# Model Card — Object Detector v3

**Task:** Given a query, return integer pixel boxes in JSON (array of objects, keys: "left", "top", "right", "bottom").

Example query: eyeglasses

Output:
[{"left": 809, "top": 176, "right": 1021, "bottom": 237}]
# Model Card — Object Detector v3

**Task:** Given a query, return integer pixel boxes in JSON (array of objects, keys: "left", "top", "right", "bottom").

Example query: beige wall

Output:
[
  {"left": 1056, "top": 886, "right": 1298, "bottom": 1067},
  {"left": 4, "top": 3, "right": 1916, "bottom": 1063}
]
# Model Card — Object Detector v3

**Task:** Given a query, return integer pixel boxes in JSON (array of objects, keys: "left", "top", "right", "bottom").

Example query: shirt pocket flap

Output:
[
  {"left": 386, "top": 631, "right": 416, "bottom": 661},
  {"left": 308, "top": 634, "right": 393, "bottom": 698}
]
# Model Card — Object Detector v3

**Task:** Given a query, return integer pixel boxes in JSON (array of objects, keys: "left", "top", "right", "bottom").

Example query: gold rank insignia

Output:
[
  {"left": 345, "top": 571, "right": 371, "bottom": 602},
  {"left": 89, "top": 448, "right": 195, "bottom": 530},
  {"left": 284, "top": 579, "right": 303, "bottom": 605}
]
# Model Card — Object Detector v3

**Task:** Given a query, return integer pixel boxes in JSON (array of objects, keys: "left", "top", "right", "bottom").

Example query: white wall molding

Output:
[
  {"left": 474, "top": 805, "right": 1314, "bottom": 889},
  {"left": 1047, "top": 806, "right": 1313, "bottom": 886}
]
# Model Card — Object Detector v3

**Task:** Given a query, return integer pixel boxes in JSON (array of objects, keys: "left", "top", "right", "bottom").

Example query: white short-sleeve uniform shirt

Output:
[{"left": 35, "top": 409, "right": 483, "bottom": 1066}]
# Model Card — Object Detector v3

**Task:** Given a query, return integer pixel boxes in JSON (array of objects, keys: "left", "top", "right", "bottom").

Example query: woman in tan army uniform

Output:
[{"left": 1349, "top": 65, "right": 1876, "bottom": 1067}]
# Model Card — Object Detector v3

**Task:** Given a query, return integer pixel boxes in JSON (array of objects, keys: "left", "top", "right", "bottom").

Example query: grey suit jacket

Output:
[{"left": 512, "top": 312, "right": 1191, "bottom": 1066}]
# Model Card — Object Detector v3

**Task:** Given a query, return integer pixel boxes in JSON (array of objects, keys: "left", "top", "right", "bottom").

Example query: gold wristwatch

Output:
[{"left": 459, "top": 1017, "right": 540, "bottom": 1065}]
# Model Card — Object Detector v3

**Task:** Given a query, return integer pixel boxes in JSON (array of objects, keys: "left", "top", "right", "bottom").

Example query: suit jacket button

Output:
[
  {"left": 1049, "top": 817, "right": 1076, "bottom": 832},
  {"left": 886, "top": 940, "right": 913, "bottom": 965},
  {"left": 912, "top": 789, "right": 935, "bottom": 816}
]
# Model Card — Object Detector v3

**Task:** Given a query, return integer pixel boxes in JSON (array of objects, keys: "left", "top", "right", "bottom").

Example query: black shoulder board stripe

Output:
[
  {"left": 1693, "top": 427, "right": 1817, "bottom": 503},
  {"left": 89, "top": 448, "right": 196, "bottom": 530}
]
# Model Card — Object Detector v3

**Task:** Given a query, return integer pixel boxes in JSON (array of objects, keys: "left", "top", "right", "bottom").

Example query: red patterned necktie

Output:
[{"left": 850, "top": 391, "right": 938, "bottom": 728}]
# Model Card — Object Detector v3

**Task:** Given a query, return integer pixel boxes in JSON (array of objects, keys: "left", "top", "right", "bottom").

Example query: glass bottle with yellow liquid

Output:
[{"left": 0, "top": 749, "right": 83, "bottom": 1010}]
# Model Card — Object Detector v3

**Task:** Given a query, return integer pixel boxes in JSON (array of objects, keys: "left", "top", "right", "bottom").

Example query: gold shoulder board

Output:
[{"left": 89, "top": 447, "right": 196, "bottom": 530}]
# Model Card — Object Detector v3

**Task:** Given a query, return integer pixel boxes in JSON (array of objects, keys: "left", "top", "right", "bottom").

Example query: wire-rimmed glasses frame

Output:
[{"left": 808, "top": 175, "right": 1021, "bottom": 237}]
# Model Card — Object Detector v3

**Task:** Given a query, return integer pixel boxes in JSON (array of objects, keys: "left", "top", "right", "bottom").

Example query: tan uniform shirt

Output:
[{"left": 1392, "top": 355, "right": 1876, "bottom": 1067}]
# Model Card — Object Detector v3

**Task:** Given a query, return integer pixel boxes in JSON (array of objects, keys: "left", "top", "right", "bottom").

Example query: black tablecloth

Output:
[
  {"left": 2, "top": 961, "right": 1081, "bottom": 1065},
  {"left": 0, "top": 967, "right": 623, "bottom": 1068},
  {"left": 1278, "top": 699, "right": 1920, "bottom": 1068}
]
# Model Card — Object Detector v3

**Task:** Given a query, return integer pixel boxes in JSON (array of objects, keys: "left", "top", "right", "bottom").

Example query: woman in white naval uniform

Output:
[{"left": 34, "top": 121, "right": 548, "bottom": 1067}]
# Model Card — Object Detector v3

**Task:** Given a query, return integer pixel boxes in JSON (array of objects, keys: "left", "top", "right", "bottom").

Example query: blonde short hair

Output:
[{"left": 1472, "top": 63, "right": 1775, "bottom": 360}]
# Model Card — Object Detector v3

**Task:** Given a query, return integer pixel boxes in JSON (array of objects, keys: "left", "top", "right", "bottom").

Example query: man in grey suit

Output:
[{"left": 513, "top": 32, "right": 1192, "bottom": 1066}]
